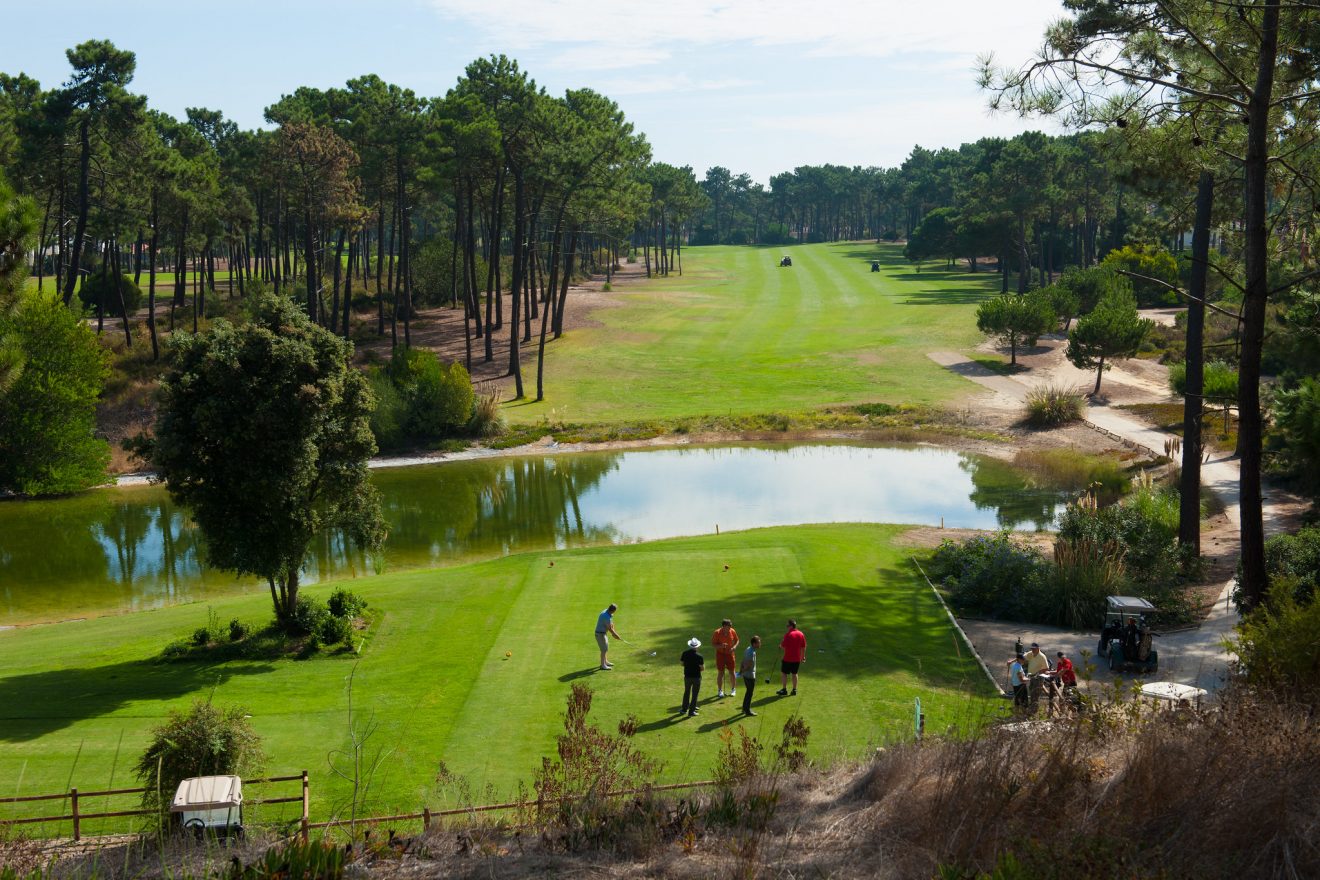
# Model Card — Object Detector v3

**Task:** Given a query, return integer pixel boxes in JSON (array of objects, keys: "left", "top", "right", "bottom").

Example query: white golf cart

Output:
[
  {"left": 1097, "top": 595, "right": 1159, "bottom": 673},
  {"left": 171, "top": 775, "right": 244, "bottom": 840}
]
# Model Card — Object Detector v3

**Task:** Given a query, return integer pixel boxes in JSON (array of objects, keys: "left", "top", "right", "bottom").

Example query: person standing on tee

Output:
[
  {"left": 595, "top": 603, "right": 620, "bottom": 670},
  {"left": 740, "top": 635, "right": 761, "bottom": 715},
  {"left": 680, "top": 637, "right": 705, "bottom": 716},
  {"left": 777, "top": 619, "right": 806, "bottom": 696},
  {"left": 712, "top": 619, "right": 740, "bottom": 698}
]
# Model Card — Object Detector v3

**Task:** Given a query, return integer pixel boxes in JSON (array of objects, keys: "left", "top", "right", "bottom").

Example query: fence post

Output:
[
  {"left": 70, "top": 788, "right": 80, "bottom": 841},
  {"left": 300, "top": 771, "right": 310, "bottom": 842},
  {"left": 422, "top": 807, "right": 431, "bottom": 831}
]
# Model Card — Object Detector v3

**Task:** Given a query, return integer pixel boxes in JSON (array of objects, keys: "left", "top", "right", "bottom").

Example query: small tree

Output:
[
  {"left": 1066, "top": 289, "right": 1153, "bottom": 395},
  {"left": 0, "top": 289, "right": 110, "bottom": 496},
  {"left": 1100, "top": 244, "right": 1180, "bottom": 308},
  {"left": 135, "top": 700, "right": 264, "bottom": 815},
  {"left": 976, "top": 291, "right": 1056, "bottom": 365},
  {"left": 144, "top": 293, "right": 386, "bottom": 628}
]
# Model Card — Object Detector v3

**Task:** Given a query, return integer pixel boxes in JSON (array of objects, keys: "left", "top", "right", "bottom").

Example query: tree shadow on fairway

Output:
[
  {"left": 891, "top": 283, "right": 999, "bottom": 305},
  {"left": 650, "top": 571, "right": 987, "bottom": 695},
  {"left": 0, "top": 658, "right": 276, "bottom": 742}
]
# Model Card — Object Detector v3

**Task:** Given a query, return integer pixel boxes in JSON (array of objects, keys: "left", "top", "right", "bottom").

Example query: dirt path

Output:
[{"left": 927, "top": 338, "right": 1257, "bottom": 694}]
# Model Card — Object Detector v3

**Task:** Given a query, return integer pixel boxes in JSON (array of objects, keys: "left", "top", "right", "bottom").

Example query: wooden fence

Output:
[
  {"left": 0, "top": 772, "right": 308, "bottom": 842},
  {"left": 0, "top": 773, "right": 716, "bottom": 843}
]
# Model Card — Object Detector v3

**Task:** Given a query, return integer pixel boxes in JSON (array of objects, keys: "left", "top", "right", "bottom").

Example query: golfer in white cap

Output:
[{"left": 680, "top": 637, "right": 705, "bottom": 717}]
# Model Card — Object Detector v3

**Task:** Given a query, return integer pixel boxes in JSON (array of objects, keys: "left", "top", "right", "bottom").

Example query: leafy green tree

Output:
[
  {"left": 1057, "top": 264, "right": 1128, "bottom": 315},
  {"left": 135, "top": 700, "right": 264, "bottom": 816},
  {"left": 0, "top": 288, "right": 110, "bottom": 496},
  {"left": 1039, "top": 283, "right": 1080, "bottom": 331},
  {"left": 976, "top": 291, "right": 1056, "bottom": 365},
  {"left": 1272, "top": 378, "right": 1320, "bottom": 492},
  {"left": 1066, "top": 289, "right": 1154, "bottom": 394},
  {"left": 1101, "top": 244, "right": 1180, "bottom": 307},
  {"left": 144, "top": 293, "right": 385, "bottom": 627},
  {"left": 0, "top": 172, "right": 37, "bottom": 304},
  {"left": 904, "top": 207, "right": 958, "bottom": 269}
]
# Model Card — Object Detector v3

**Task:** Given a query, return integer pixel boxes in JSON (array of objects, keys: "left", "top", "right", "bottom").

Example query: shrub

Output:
[
  {"left": 190, "top": 607, "right": 223, "bottom": 646},
  {"left": 1169, "top": 359, "right": 1238, "bottom": 400},
  {"left": 293, "top": 595, "right": 330, "bottom": 636},
  {"left": 134, "top": 700, "right": 264, "bottom": 815},
  {"left": 468, "top": 384, "right": 505, "bottom": 437},
  {"left": 387, "top": 347, "right": 474, "bottom": 441},
  {"left": 1058, "top": 264, "right": 1130, "bottom": 314},
  {"left": 327, "top": 587, "right": 367, "bottom": 619},
  {"left": 1024, "top": 384, "right": 1085, "bottom": 427},
  {"left": 927, "top": 532, "right": 1052, "bottom": 619},
  {"left": 1261, "top": 525, "right": 1320, "bottom": 604},
  {"left": 1045, "top": 538, "right": 1127, "bottom": 628},
  {"left": 1234, "top": 594, "right": 1320, "bottom": 701},
  {"left": 366, "top": 367, "right": 407, "bottom": 450},
  {"left": 77, "top": 273, "right": 143, "bottom": 317},
  {"left": 229, "top": 618, "right": 250, "bottom": 642},
  {"left": 1271, "top": 377, "right": 1320, "bottom": 490},
  {"left": 317, "top": 613, "right": 354, "bottom": 646}
]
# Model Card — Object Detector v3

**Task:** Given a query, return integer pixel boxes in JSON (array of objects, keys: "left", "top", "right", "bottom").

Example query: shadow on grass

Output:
[
  {"left": 0, "top": 658, "right": 277, "bottom": 742},
  {"left": 647, "top": 574, "right": 989, "bottom": 697},
  {"left": 558, "top": 667, "right": 602, "bottom": 682}
]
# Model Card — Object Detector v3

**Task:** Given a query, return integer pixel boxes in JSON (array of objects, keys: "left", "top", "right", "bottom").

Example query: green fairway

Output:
[
  {"left": 0, "top": 524, "right": 998, "bottom": 828},
  {"left": 507, "top": 241, "right": 1000, "bottom": 424}
]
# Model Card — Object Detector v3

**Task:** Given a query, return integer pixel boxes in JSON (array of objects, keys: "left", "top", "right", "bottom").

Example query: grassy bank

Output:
[{"left": 0, "top": 524, "right": 1000, "bottom": 830}]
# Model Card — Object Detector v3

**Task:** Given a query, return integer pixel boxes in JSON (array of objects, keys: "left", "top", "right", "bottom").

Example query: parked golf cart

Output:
[
  {"left": 1097, "top": 595, "right": 1159, "bottom": 673},
  {"left": 870, "top": 260, "right": 880, "bottom": 272},
  {"left": 779, "top": 255, "right": 792, "bottom": 267},
  {"left": 171, "top": 775, "right": 244, "bottom": 841}
]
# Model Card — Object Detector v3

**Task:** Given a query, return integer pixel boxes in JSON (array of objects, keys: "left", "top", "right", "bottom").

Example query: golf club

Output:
[{"left": 620, "top": 637, "right": 657, "bottom": 657}]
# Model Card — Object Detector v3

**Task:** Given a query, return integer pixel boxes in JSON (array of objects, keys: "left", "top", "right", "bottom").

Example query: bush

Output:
[
  {"left": 293, "top": 595, "right": 330, "bottom": 636},
  {"left": 190, "top": 607, "right": 223, "bottom": 646},
  {"left": 366, "top": 367, "right": 407, "bottom": 450},
  {"left": 134, "top": 700, "right": 264, "bottom": 815},
  {"left": 928, "top": 532, "right": 1052, "bottom": 619},
  {"left": 1024, "top": 384, "right": 1085, "bottom": 427},
  {"left": 386, "top": 347, "right": 474, "bottom": 442},
  {"left": 468, "top": 384, "right": 504, "bottom": 437},
  {"left": 1261, "top": 526, "right": 1320, "bottom": 605},
  {"left": 77, "top": 273, "right": 143, "bottom": 317},
  {"left": 1234, "top": 594, "right": 1320, "bottom": 701},
  {"left": 1271, "top": 377, "right": 1320, "bottom": 490},
  {"left": 327, "top": 587, "right": 367, "bottom": 619},
  {"left": 1045, "top": 538, "right": 1127, "bottom": 628},
  {"left": 317, "top": 613, "right": 354, "bottom": 647},
  {"left": 229, "top": 618, "right": 250, "bottom": 642},
  {"left": 1057, "top": 264, "right": 1130, "bottom": 314},
  {"left": 1169, "top": 359, "right": 1238, "bottom": 400}
]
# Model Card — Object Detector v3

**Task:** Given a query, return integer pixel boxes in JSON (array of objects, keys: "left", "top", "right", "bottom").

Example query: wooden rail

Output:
[{"left": 0, "top": 772, "right": 308, "bottom": 842}]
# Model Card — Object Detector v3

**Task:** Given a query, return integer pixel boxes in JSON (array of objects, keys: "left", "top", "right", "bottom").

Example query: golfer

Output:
[
  {"left": 776, "top": 619, "right": 806, "bottom": 696},
  {"left": 1008, "top": 653, "right": 1028, "bottom": 711},
  {"left": 595, "top": 603, "right": 620, "bottom": 670},
  {"left": 740, "top": 635, "right": 761, "bottom": 716},
  {"left": 713, "top": 618, "right": 740, "bottom": 698},
  {"left": 680, "top": 637, "right": 705, "bottom": 717}
]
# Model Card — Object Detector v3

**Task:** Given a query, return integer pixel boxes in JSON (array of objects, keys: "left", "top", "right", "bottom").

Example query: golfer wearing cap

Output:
[
  {"left": 680, "top": 637, "right": 705, "bottom": 717},
  {"left": 1024, "top": 642, "right": 1052, "bottom": 675},
  {"left": 596, "top": 603, "right": 620, "bottom": 670}
]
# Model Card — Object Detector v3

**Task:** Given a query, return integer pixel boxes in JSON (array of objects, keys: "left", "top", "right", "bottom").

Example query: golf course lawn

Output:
[
  {"left": 504, "top": 241, "right": 1001, "bottom": 424},
  {"left": 0, "top": 524, "right": 1001, "bottom": 830}
]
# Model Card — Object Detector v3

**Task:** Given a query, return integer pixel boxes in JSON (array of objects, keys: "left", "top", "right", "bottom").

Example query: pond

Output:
[{"left": 0, "top": 443, "right": 1074, "bottom": 625}]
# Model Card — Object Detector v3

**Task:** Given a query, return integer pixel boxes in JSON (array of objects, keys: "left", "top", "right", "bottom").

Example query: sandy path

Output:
[{"left": 928, "top": 340, "right": 1254, "bottom": 694}]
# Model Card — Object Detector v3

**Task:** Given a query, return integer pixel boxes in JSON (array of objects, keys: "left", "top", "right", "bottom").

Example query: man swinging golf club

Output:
[{"left": 596, "top": 603, "right": 620, "bottom": 670}]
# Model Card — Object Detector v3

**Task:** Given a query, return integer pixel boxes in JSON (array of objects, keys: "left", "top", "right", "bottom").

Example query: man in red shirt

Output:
[{"left": 777, "top": 619, "right": 807, "bottom": 696}]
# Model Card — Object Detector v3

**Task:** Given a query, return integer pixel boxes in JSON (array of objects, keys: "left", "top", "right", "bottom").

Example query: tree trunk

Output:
[
  {"left": 1093, "top": 355, "right": 1105, "bottom": 396},
  {"left": 1179, "top": 171, "right": 1214, "bottom": 555},
  {"left": 304, "top": 211, "right": 318, "bottom": 324},
  {"left": 507, "top": 169, "right": 525, "bottom": 398},
  {"left": 147, "top": 194, "right": 159, "bottom": 360},
  {"left": 330, "top": 228, "right": 345, "bottom": 334},
  {"left": 1236, "top": 0, "right": 1281, "bottom": 611},
  {"left": 112, "top": 237, "right": 132, "bottom": 347},
  {"left": 63, "top": 117, "right": 92, "bottom": 306},
  {"left": 342, "top": 237, "right": 354, "bottom": 340}
]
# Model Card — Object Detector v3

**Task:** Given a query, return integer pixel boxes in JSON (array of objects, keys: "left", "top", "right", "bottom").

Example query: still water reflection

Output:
[{"left": 0, "top": 444, "right": 1073, "bottom": 624}]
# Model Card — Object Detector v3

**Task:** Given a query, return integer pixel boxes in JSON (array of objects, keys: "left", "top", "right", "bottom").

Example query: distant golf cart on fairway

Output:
[
  {"left": 871, "top": 260, "right": 880, "bottom": 272},
  {"left": 1097, "top": 596, "right": 1159, "bottom": 674},
  {"left": 780, "top": 255, "right": 793, "bottom": 267}
]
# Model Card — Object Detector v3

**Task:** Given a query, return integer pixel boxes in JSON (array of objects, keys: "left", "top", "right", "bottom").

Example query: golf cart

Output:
[
  {"left": 779, "top": 255, "right": 792, "bottom": 267},
  {"left": 870, "top": 260, "right": 880, "bottom": 272},
  {"left": 1097, "top": 596, "right": 1159, "bottom": 673},
  {"left": 171, "top": 775, "right": 244, "bottom": 840}
]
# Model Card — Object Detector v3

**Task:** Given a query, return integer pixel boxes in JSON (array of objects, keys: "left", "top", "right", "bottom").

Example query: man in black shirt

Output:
[{"left": 680, "top": 637, "right": 705, "bottom": 717}]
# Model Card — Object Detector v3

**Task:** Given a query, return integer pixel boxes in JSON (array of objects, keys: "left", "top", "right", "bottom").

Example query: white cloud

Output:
[{"left": 427, "top": 0, "right": 1063, "bottom": 67}]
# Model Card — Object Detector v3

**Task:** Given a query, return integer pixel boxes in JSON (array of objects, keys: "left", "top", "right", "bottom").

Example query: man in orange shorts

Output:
[{"left": 712, "top": 618, "right": 740, "bottom": 698}]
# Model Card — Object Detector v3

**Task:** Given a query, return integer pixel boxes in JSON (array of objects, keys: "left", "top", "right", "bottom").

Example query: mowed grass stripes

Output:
[
  {"left": 505, "top": 241, "right": 1000, "bottom": 423},
  {"left": 0, "top": 524, "right": 1000, "bottom": 824}
]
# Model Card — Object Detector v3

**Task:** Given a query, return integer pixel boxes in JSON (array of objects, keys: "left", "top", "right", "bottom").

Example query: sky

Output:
[{"left": 5, "top": 0, "right": 1066, "bottom": 184}]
